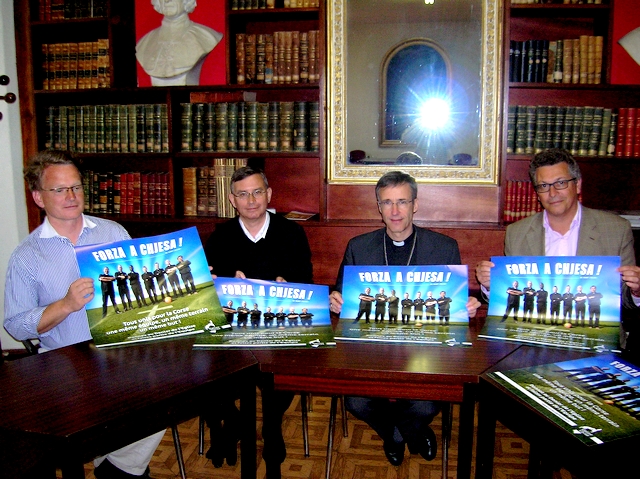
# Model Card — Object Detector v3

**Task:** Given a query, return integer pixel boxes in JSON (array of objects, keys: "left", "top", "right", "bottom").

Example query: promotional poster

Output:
[
  {"left": 481, "top": 256, "right": 622, "bottom": 351},
  {"left": 335, "top": 265, "right": 472, "bottom": 345},
  {"left": 76, "top": 227, "right": 227, "bottom": 347},
  {"left": 193, "top": 277, "right": 335, "bottom": 348},
  {"left": 488, "top": 354, "right": 640, "bottom": 445}
]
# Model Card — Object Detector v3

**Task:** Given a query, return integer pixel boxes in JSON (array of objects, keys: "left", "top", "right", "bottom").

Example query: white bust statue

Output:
[
  {"left": 619, "top": 27, "right": 640, "bottom": 67},
  {"left": 136, "top": 0, "right": 223, "bottom": 86}
]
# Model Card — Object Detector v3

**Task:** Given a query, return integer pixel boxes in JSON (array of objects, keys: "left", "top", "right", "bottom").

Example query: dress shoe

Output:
[
  {"left": 408, "top": 426, "right": 437, "bottom": 461},
  {"left": 206, "top": 446, "right": 225, "bottom": 468},
  {"left": 383, "top": 440, "right": 405, "bottom": 466}
]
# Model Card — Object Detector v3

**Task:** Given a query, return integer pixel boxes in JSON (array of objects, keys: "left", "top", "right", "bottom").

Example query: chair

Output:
[{"left": 20, "top": 339, "right": 188, "bottom": 479}]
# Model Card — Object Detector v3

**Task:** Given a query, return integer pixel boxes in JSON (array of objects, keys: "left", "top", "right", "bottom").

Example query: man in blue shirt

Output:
[{"left": 4, "top": 151, "right": 163, "bottom": 479}]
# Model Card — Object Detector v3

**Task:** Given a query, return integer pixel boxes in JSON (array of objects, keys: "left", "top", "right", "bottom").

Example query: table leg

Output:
[
  {"left": 475, "top": 381, "right": 497, "bottom": 479},
  {"left": 456, "top": 383, "right": 477, "bottom": 479},
  {"left": 240, "top": 380, "right": 257, "bottom": 479}
]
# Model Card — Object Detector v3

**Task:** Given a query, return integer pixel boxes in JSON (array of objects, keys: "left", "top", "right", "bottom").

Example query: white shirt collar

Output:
[
  {"left": 239, "top": 213, "right": 270, "bottom": 243},
  {"left": 39, "top": 214, "right": 96, "bottom": 239},
  {"left": 543, "top": 203, "right": 582, "bottom": 256}
]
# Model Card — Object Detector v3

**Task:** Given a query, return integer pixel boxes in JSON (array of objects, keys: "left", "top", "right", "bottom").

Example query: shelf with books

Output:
[{"left": 503, "top": 0, "right": 640, "bottom": 222}]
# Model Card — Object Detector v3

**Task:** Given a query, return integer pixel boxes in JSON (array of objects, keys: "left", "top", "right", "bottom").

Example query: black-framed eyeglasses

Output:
[
  {"left": 232, "top": 189, "right": 267, "bottom": 201},
  {"left": 43, "top": 184, "right": 84, "bottom": 196},
  {"left": 533, "top": 178, "right": 577, "bottom": 193}
]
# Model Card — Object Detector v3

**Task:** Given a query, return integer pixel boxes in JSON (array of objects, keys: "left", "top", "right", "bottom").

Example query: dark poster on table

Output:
[
  {"left": 488, "top": 354, "right": 640, "bottom": 445},
  {"left": 76, "top": 227, "right": 227, "bottom": 347},
  {"left": 135, "top": 0, "right": 226, "bottom": 87},
  {"left": 193, "top": 277, "right": 335, "bottom": 348},
  {"left": 335, "top": 265, "right": 472, "bottom": 346},
  {"left": 480, "top": 256, "right": 621, "bottom": 352}
]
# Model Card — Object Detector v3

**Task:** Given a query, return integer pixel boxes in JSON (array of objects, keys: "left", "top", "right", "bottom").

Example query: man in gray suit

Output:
[{"left": 476, "top": 149, "right": 640, "bottom": 347}]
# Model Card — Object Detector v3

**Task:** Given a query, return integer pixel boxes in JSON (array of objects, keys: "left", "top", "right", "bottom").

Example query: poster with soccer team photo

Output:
[
  {"left": 76, "top": 227, "right": 227, "bottom": 347},
  {"left": 335, "top": 265, "right": 472, "bottom": 346},
  {"left": 193, "top": 277, "right": 335, "bottom": 349},
  {"left": 480, "top": 256, "right": 622, "bottom": 351}
]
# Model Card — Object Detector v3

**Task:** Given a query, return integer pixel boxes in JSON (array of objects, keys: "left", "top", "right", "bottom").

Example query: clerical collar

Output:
[{"left": 384, "top": 228, "right": 417, "bottom": 266}]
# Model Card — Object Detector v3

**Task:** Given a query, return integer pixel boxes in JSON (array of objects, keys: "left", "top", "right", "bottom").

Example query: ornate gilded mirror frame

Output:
[{"left": 327, "top": 0, "right": 503, "bottom": 185}]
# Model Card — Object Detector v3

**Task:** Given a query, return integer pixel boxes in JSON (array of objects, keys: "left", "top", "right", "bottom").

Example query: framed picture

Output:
[{"left": 135, "top": 0, "right": 227, "bottom": 87}]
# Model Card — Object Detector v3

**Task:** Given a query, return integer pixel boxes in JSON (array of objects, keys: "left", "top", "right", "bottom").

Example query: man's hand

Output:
[
  {"left": 37, "top": 278, "right": 95, "bottom": 334},
  {"left": 329, "top": 291, "right": 343, "bottom": 314},
  {"left": 466, "top": 296, "right": 481, "bottom": 318},
  {"left": 234, "top": 270, "right": 247, "bottom": 279},
  {"left": 475, "top": 260, "right": 494, "bottom": 290},
  {"left": 619, "top": 265, "right": 640, "bottom": 296}
]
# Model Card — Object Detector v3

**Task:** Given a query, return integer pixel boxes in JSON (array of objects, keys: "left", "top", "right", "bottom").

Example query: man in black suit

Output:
[{"left": 329, "top": 171, "right": 480, "bottom": 467}]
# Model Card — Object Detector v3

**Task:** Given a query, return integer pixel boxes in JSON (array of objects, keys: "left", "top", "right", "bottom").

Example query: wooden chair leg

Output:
[
  {"left": 340, "top": 395, "right": 348, "bottom": 437},
  {"left": 172, "top": 425, "right": 187, "bottom": 479},
  {"left": 441, "top": 403, "right": 453, "bottom": 479},
  {"left": 301, "top": 392, "right": 310, "bottom": 457},
  {"left": 199, "top": 415, "right": 206, "bottom": 455},
  {"left": 325, "top": 396, "right": 338, "bottom": 479}
]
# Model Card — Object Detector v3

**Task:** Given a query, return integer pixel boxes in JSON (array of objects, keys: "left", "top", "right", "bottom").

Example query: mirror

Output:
[{"left": 327, "top": 0, "right": 502, "bottom": 184}]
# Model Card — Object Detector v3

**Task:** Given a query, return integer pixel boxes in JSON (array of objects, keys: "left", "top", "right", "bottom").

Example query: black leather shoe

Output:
[
  {"left": 206, "top": 446, "right": 225, "bottom": 468},
  {"left": 408, "top": 426, "right": 437, "bottom": 461},
  {"left": 383, "top": 441, "right": 405, "bottom": 466}
]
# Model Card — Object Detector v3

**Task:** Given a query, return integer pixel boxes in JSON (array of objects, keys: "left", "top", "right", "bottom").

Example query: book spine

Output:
[
  {"left": 204, "top": 103, "right": 215, "bottom": 152},
  {"left": 192, "top": 103, "right": 205, "bottom": 152},
  {"left": 570, "top": 106, "right": 584, "bottom": 156},
  {"left": 183, "top": 167, "right": 198, "bottom": 217},
  {"left": 562, "top": 39, "right": 573, "bottom": 84},
  {"left": 136, "top": 104, "right": 146, "bottom": 153},
  {"left": 539, "top": 39, "right": 549, "bottom": 83},
  {"left": 291, "top": 31, "right": 300, "bottom": 84},
  {"left": 597, "top": 108, "right": 612, "bottom": 157},
  {"left": 578, "top": 106, "right": 594, "bottom": 156},
  {"left": 293, "top": 101, "right": 308, "bottom": 152},
  {"left": 309, "top": 101, "right": 319, "bottom": 152},
  {"left": 594, "top": 36, "right": 603, "bottom": 85},
  {"left": 113, "top": 173, "right": 121, "bottom": 214},
  {"left": 552, "top": 39, "right": 563, "bottom": 83},
  {"left": 299, "top": 32, "right": 309, "bottom": 83},
  {"left": 104, "top": 104, "right": 114, "bottom": 152},
  {"left": 561, "top": 106, "right": 575, "bottom": 150},
  {"left": 207, "top": 166, "right": 218, "bottom": 217},
  {"left": 196, "top": 166, "right": 209, "bottom": 217},
  {"left": 128, "top": 104, "right": 138, "bottom": 153},
  {"left": 524, "top": 105, "right": 536, "bottom": 154},
  {"left": 131, "top": 171, "right": 141, "bottom": 215},
  {"left": 624, "top": 107, "right": 636, "bottom": 158},
  {"left": 265, "top": 33, "right": 274, "bottom": 84},
  {"left": 268, "top": 101, "right": 280, "bottom": 151},
  {"left": 514, "top": 105, "right": 526, "bottom": 154},
  {"left": 246, "top": 101, "right": 258, "bottom": 152},
  {"left": 227, "top": 102, "right": 238, "bottom": 151},
  {"left": 75, "top": 105, "right": 85, "bottom": 152},
  {"left": 256, "top": 33, "right": 266, "bottom": 84},
  {"left": 257, "top": 102, "right": 269, "bottom": 151},
  {"left": 88, "top": 105, "right": 97, "bottom": 153},
  {"left": 95, "top": 104, "right": 105, "bottom": 153},
  {"left": 615, "top": 108, "right": 628, "bottom": 158},
  {"left": 235, "top": 33, "right": 246, "bottom": 85},
  {"left": 245, "top": 34, "right": 256, "bottom": 84},
  {"left": 607, "top": 112, "right": 618, "bottom": 157},
  {"left": 279, "top": 101, "right": 294, "bottom": 151},
  {"left": 571, "top": 38, "right": 580, "bottom": 84},
  {"left": 533, "top": 105, "right": 547, "bottom": 153},
  {"left": 588, "top": 107, "right": 603, "bottom": 156},
  {"left": 67, "top": 104, "right": 76, "bottom": 151},
  {"left": 506, "top": 104, "right": 516, "bottom": 154},
  {"left": 161, "top": 104, "right": 169, "bottom": 153},
  {"left": 545, "top": 105, "right": 556, "bottom": 150},
  {"left": 181, "top": 103, "right": 193, "bottom": 152},
  {"left": 118, "top": 104, "right": 129, "bottom": 153},
  {"left": 215, "top": 102, "right": 229, "bottom": 151}
]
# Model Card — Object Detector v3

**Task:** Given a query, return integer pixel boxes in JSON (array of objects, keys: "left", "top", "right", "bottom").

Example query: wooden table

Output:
[
  {"left": 473, "top": 346, "right": 640, "bottom": 479},
  {"left": 0, "top": 338, "right": 258, "bottom": 479},
  {"left": 253, "top": 328, "right": 520, "bottom": 479}
]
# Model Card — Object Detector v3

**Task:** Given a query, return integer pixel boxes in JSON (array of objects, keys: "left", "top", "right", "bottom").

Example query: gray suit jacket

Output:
[{"left": 504, "top": 205, "right": 637, "bottom": 310}]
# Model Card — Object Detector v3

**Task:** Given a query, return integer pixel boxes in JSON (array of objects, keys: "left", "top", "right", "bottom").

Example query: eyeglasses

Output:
[
  {"left": 43, "top": 184, "right": 84, "bottom": 196},
  {"left": 232, "top": 189, "right": 267, "bottom": 201},
  {"left": 378, "top": 199, "right": 414, "bottom": 209},
  {"left": 532, "top": 178, "right": 577, "bottom": 193}
]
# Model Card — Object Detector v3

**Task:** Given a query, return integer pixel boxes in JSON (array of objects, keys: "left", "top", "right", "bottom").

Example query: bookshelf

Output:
[
  {"left": 504, "top": 0, "right": 640, "bottom": 223},
  {"left": 15, "top": 0, "right": 325, "bottom": 232}
]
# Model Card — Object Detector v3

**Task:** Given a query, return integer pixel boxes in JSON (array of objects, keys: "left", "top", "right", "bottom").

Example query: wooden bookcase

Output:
[
  {"left": 504, "top": 0, "right": 640, "bottom": 217},
  {"left": 14, "top": 0, "right": 325, "bottom": 233}
]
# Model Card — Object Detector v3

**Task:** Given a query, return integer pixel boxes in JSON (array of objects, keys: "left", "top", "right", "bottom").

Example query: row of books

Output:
[
  {"left": 182, "top": 158, "right": 248, "bottom": 218},
  {"left": 510, "top": 0, "right": 604, "bottom": 4},
  {"left": 44, "top": 104, "right": 169, "bottom": 154},
  {"left": 83, "top": 171, "right": 171, "bottom": 216},
  {"left": 39, "top": 0, "right": 107, "bottom": 21},
  {"left": 235, "top": 30, "right": 320, "bottom": 85},
  {"left": 503, "top": 181, "right": 541, "bottom": 224},
  {"left": 510, "top": 36, "right": 603, "bottom": 84},
  {"left": 231, "top": 0, "right": 319, "bottom": 8},
  {"left": 507, "top": 105, "right": 620, "bottom": 157},
  {"left": 41, "top": 40, "right": 110, "bottom": 90},
  {"left": 180, "top": 101, "right": 320, "bottom": 153}
]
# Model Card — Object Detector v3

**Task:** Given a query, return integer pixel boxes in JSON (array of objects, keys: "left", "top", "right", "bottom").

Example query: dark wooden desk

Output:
[
  {"left": 0, "top": 338, "right": 258, "bottom": 479},
  {"left": 253, "top": 329, "right": 520, "bottom": 479},
  {"left": 474, "top": 346, "right": 640, "bottom": 479}
]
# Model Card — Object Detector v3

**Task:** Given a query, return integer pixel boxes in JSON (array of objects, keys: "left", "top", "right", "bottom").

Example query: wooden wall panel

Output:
[{"left": 326, "top": 184, "right": 501, "bottom": 223}]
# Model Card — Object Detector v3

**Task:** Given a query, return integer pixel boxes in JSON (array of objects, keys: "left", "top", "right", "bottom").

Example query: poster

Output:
[
  {"left": 335, "top": 265, "right": 472, "bottom": 346},
  {"left": 135, "top": 0, "right": 226, "bottom": 87},
  {"left": 480, "top": 256, "right": 622, "bottom": 351},
  {"left": 488, "top": 354, "right": 640, "bottom": 445},
  {"left": 193, "top": 277, "right": 335, "bottom": 348},
  {"left": 76, "top": 227, "right": 227, "bottom": 347}
]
